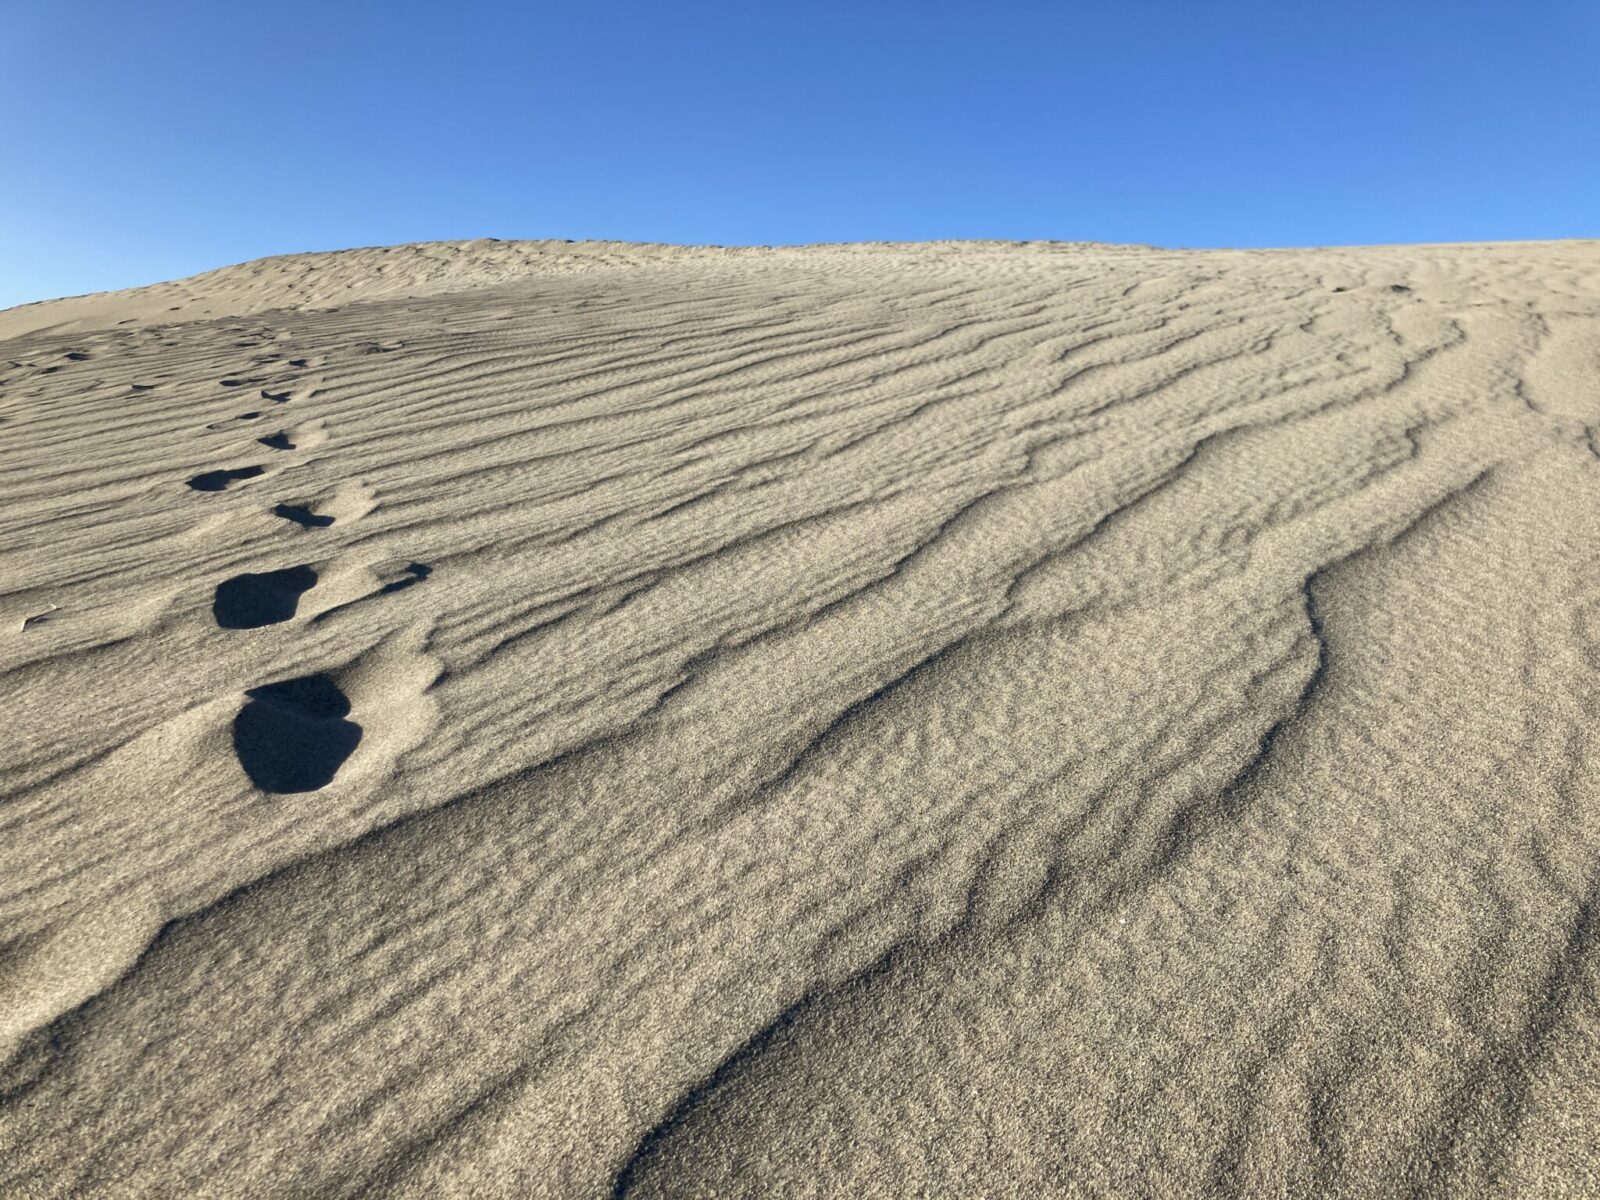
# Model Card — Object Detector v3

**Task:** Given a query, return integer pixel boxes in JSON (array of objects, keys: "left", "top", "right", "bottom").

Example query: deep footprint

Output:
[
  {"left": 232, "top": 675, "right": 361, "bottom": 793},
  {"left": 257, "top": 432, "right": 295, "bottom": 451},
  {"left": 273, "top": 502, "right": 333, "bottom": 529},
  {"left": 213, "top": 565, "right": 318, "bottom": 628},
  {"left": 187, "top": 465, "right": 265, "bottom": 492}
]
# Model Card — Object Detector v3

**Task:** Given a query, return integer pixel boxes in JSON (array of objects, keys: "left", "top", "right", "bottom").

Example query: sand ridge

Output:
[{"left": 1, "top": 239, "right": 1599, "bottom": 1196}]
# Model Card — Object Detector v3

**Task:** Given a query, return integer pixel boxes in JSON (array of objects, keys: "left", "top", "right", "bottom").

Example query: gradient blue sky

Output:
[{"left": 3, "top": 1, "right": 1596, "bottom": 309}]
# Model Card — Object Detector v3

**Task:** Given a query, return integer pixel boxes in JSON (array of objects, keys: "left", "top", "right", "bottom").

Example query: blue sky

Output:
[{"left": 3, "top": 1, "right": 1596, "bottom": 309}]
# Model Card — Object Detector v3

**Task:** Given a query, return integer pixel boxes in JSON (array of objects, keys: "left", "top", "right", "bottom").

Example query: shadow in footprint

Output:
[
  {"left": 377, "top": 562, "right": 432, "bottom": 596},
  {"left": 273, "top": 503, "right": 333, "bottom": 529},
  {"left": 261, "top": 389, "right": 291, "bottom": 403},
  {"left": 213, "top": 565, "right": 317, "bottom": 628},
  {"left": 187, "top": 465, "right": 264, "bottom": 492},
  {"left": 233, "top": 675, "right": 361, "bottom": 793},
  {"left": 258, "top": 432, "right": 295, "bottom": 451}
]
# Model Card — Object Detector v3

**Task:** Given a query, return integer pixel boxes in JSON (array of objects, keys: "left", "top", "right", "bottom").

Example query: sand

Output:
[{"left": 1, "top": 238, "right": 1598, "bottom": 1197}]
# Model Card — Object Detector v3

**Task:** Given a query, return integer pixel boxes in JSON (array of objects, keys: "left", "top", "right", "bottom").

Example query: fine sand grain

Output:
[{"left": 2, "top": 238, "right": 1599, "bottom": 1197}]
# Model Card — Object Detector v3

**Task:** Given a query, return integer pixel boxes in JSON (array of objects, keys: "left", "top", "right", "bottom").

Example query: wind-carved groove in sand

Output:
[
  {"left": 212, "top": 566, "right": 318, "bottom": 629},
  {"left": 232, "top": 675, "right": 362, "bottom": 793},
  {"left": 186, "top": 465, "right": 264, "bottom": 492},
  {"left": 611, "top": 991, "right": 822, "bottom": 1199}
]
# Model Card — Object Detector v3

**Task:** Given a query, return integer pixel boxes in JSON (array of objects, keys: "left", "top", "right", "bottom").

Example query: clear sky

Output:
[{"left": 3, "top": 1, "right": 1596, "bottom": 309}]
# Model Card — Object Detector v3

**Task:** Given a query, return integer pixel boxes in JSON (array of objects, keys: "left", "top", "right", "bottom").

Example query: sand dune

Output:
[{"left": 2, "top": 238, "right": 1599, "bottom": 1197}]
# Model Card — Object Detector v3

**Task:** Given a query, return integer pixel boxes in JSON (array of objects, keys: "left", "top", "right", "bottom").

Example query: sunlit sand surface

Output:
[{"left": 3, "top": 238, "right": 1599, "bottom": 1196}]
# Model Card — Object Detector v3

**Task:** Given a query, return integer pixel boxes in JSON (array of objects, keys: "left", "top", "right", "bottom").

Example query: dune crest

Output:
[{"left": 2, "top": 238, "right": 1598, "bottom": 1197}]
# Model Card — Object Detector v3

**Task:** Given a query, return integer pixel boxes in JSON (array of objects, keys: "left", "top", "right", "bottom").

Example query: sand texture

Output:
[{"left": 2, "top": 238, "right": 1600, "bottom": 1197}]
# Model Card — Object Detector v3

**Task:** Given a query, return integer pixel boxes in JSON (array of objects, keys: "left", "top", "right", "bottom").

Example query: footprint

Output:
[
  {"left": 309, "top": 561, "right": 431, "bottom": 623},
  {"left": 289, "top": 419, "right": 329, "bottom": 450},
  {"left": 187, "top": 465, "right": 265, "bottom": 492},
  {"left": 376, "top": 563, "right": 431, "bottom": 596},
  {"left": 205, "top": 412, "right": 262, "bottom": 431},
  {"left": 272, "top": 480, "right": 371, "bottom": 530},
  {"left": 16, "top": 605, "right": 58, "bottom": 632},
  {"left": 272, "top": 503, "right": 334, "bottom": 529},
  {"left": 254, "top": 419, "right": 328, "bottom": 453},
  {"left": 261, "top": 389, "right": 291, "bottom": 403},
  {"left": 232, "top": 675, "right": 361, "bottom": 793},
  {"left": 212, "top": 565, "right": 317, "bottom": 628}
]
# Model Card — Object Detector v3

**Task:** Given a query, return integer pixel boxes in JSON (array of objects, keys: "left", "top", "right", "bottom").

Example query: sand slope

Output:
[{"left": 2, "top": 239, "right": 1598, "bottom": 1197}]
